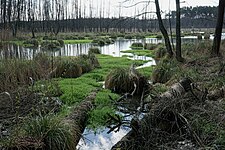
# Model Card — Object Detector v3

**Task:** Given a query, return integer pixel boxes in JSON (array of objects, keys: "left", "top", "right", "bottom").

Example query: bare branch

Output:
[{"left": 123, "top": 1, "right": 154, "bottom": 8}]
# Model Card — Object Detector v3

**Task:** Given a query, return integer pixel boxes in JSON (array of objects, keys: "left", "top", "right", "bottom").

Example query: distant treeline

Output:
[{"left": 0, "top": 17, "right": 217, "bottom": 33}]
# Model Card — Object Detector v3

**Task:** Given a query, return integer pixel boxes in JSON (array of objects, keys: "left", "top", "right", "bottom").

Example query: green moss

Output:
[
  {"left": 63, "top": 39, "right": 92, "bottom": 44},
  {"left": 137, "top": 66, "right": 154, "bottom": 79},
  {"left": 59, "top": 77, "right": 101, "bottom": 105},
  {"left": 59, "top": 54, "right": 149, "bottom": 104},
  {"left": 145, "top": 35, "right": 158, "bottom": 38},
  {"left": 87, "top": 89, "right": 119, "bottom": 129},
  {"left": 58, "top": 54, "right": 153, "bottom": 129}
]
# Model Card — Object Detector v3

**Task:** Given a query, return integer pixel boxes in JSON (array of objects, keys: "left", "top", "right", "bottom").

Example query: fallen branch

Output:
[{"left": 111, "top": 78, "right": 193, "bottom": 150}]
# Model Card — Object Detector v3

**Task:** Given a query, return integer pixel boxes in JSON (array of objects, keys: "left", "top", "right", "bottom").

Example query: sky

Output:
[
  {"left": 117, "top": 0, "right": 219, "bottom": 17},
  {"left": 68, "top": 0, "right": 219, "bottom": 19}
]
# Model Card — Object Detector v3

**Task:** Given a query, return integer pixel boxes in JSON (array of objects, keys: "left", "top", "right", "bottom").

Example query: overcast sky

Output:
[
  {"left": 117, "top": 0, "right": 219, "bottom": 17},
  {"left": 75, "top": 0, "right": 219, "bottom": 18}
]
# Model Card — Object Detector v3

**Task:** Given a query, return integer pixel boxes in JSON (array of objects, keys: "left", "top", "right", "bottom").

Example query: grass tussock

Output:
[
  {"left": 105, "top": 67, "right": 134, "bottom": 94},
  {"left": 105, "top": 67, "right": 149, "bottom": 95},
  {"left": 5, "top": 115, "right": 76, "bottom": 150},
  {"left": 88, "top": 47, "right": 101, "bottom": 54},
  {"left": 131, "top": 42, "right": 144, "bottom": 48}
]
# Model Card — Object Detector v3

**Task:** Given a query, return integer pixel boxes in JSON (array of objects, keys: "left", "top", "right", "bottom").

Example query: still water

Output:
[
  {"left": 0, "top": 38, "right": 162, "bottom": 59},
  {"left": 0, "top": 36, "right": 212, "bottom": 60}
]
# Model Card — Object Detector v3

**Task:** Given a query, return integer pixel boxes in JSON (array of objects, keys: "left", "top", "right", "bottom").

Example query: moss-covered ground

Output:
[{"left": 59, "top": 54, "right": 153, "bottom": 129}]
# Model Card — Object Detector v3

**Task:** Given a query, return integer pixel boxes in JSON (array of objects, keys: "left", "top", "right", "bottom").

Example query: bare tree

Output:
[
  {"left": 175, "top": 0, "right": 184, "bottom": 62},
  {"left": 212, "top": 0, "right": 225, "bottom": 56},
  {"left": 155, "top": 0, "right": 173, "bottom": 57}
]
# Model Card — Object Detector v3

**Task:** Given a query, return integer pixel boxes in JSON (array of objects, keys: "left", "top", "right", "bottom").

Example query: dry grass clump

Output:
[
  {"left": 154, "top": 46, "right": 167, "bottom": 60},
  {"left": 105, "top": 67, "right": 133, "bottom": 94},
  {"left": 0, "top": 53, "right": 51, "bottom": 92},
  {"left": 88, "top": 47, "right": 101, "bottom": 54},
  {"left": 4, "top": 115, "right": 76, "bottom": 150},
  {"left": 105, "top": 66, "right": 149, "bottom": 95},
  {"left": 52, "top": 54, "right": 100, "bottom": 78},
  {"left": 140, "top": 87, "right": 225, "bottom": 149},
  {"left": 144, "top": 43, "right": 160, "bottom": 50},
  {"left": 152, "top": 58, "right": 179, "bottom": 84}
]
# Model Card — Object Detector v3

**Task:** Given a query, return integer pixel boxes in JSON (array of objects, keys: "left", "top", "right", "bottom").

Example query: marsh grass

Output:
[
  {"left": 92, "top": 37, "right": 114, "bottom": 46},
  {"left": 155, "top": 46, "right": 167, "bottom": 60},
  {"left": 152, "top": 58, "right": 180, "bottom": 84},
  {"left": 0, "top": 53, "right": 98, "bottom": 93},
  {"left": 131, "top": 42, "right": 144, "bottom": 49},
  {"left": 88, "top": 47, "right": 101, "bottom": 54},
  {"left": 63, "top": 39, "right": 92, "bottom": 44},
  {"left": 9, "top": 115, "right": 76, "bottom": 150},
  {"left": 59, "top": 55, "right": 137, "bottom": 105},
  {"left": 144, "top": 43, "right": 161, "bottom": 50},
  {"left": 0, "top": 58, "right": 48, "bottom": 92},
  {"left": 105, "top": 67, "right": 134, "bottom": 94},
  {"left": 52, "top": 54, "right": 99, "bottom": 78},
  {"left": 23, "top": 39, "right": 39, "bottom": 47}
]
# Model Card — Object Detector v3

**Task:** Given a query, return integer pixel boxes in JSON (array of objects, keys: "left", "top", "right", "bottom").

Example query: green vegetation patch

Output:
[
  {"left": 122, "top": 49, "right": 155, "bottom": 57},
  {"left": 131, "top": 42, "right": 144, "bottom": 48},
  {"left": 58, "top": 54, "right": 153, "bottom": 129},
  {"left": 137, "top": 66, "right": 154, "bottom": 79},
  {"left": 59, "top": 76, "right": 101, "bottom": 105},
  {"left": 64, "top": 39, "right": 92, "bottom": 44},
  {"left": 88, "top": 89, "right": 119, "bottom": 129},
  {"left": 5, "top": 115, "right": 76, "bottom": 150},
  {"left": 59, "top": 54, "right": 148, "bottom": 104}
]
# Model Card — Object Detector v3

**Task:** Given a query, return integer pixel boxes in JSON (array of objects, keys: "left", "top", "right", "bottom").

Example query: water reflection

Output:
[
  {"left": 0, "top": 36, "right": 209, "bottom": 59},
  {"left": 77, "top": 127, "right": 129, "bottom": 150},
  {"left": 0, "top": 38, "right": 163, "bottom": 59}
]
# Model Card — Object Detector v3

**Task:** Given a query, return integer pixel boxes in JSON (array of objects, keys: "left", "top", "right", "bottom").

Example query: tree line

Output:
[{"left": 0, "top": 0, "right": 222, "bottom": 37}]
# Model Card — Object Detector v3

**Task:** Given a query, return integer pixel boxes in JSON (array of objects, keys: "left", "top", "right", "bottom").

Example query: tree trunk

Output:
[
  {"left": 175, "top": 0, "right": 184, "bottom": 62},
  {"left": 212, "top": 0, "right": 225, "bottom": 56},
  {"left": 64, "top": 91, "right": 98, "bottom": 146},
  {"left": 155, "top": 0, "right": 173, "bottom": 57}
]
